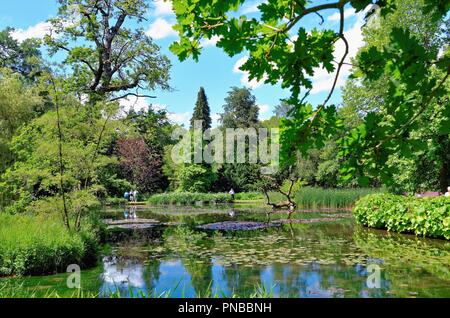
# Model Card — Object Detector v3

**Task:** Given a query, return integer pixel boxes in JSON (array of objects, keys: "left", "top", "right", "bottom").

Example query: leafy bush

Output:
[
  {"left": 295, "top": 187, "right": 382, "bottom": 209},
  {"left": 0, "top": 214, "right": 101, "bottom": 276},
  {"left": 353, "top": 193, "right": 450, "bottom": 239},
  {"left": 104, "top": 197, "right": 128, "bottom": 205},
  {"left": 177, "top": 165, "right": 217, "bottom": 193},
  {"left": 147, "top": 192, "right": 232, "bottom": 205}
]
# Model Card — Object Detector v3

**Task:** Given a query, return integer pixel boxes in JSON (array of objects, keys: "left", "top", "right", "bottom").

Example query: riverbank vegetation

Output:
[
  {"left": 147, "top": 192, "right": 232, "bottom": 205},
  {"left": 0, "top": 279, "right": 275, "bottom": 298},
  {"left": 0, "top": 214, "right": 102, "bottom": 276},
  {"left": 295, "top": 187, "right": 383, "bottom": 209},
  {"left": 0, "top": 0, "right": 449, "bottom": 293},
  {"left": 354, "top": 194, "right": 450, "bottom": 239}
]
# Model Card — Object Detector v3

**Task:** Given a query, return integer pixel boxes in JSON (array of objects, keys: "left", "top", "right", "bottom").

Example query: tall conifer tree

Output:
[{"left": 190, "top": 87, "right": 212, "bottom": 132}]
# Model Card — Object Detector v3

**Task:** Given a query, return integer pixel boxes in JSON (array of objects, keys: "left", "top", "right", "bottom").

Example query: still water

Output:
[{"left": 4, "top": 205, "right": 450, "bottom": 297}]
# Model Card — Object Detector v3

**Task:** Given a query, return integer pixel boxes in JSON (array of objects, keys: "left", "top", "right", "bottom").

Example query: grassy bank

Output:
[
  {"left": 295, "top": 187, "right": 382, "bottom": 209},
  {"left": 353, "top": 193, "right": 450, "bottom": 239},
  {"left": 147, "top": 192, "right": 232, "bottom": 205},
  {"left": 146, "top": 188, "right": 382, "bottom": 208},
  {"left": 0, "top": 280, "right": 275, "bottom": 298},
  {"left": 0, "top": 214, "right": 101, "bottom": 277}
]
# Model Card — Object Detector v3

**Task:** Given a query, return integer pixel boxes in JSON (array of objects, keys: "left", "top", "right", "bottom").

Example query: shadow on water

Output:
[{"left": 2, "top": 205, "right": 449, "bottom": 298}]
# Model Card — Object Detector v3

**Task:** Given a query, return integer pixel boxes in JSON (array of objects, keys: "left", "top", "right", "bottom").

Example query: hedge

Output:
[{"left": 353, "top": 193, "right": 450, "bottom": 239}]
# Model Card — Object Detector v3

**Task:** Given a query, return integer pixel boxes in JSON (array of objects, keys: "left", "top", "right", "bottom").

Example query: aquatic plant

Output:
[
  {"left": 0, "top": 280, "right": 276, "bottom": 298},
  {"left": 295, "top": 187, "right": 382, "bottom": 209}
]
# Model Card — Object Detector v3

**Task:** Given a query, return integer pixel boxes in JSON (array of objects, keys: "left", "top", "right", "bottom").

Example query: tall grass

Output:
[
  {"left": 147, "top": 192, "right": 232, "bottom": 205},
  {"left": 294, "top": 187, "right": 383, "bottom": 209},
  {"left": 0, "top": 280, "right": 276, "bottom": 298},
  {"left": 0, "top": 214, "right": 99, "bottom": 277}
]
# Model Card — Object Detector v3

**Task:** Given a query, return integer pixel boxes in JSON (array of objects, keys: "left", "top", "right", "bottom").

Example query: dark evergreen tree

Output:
[
  {"left": 216, "top": 87, "right": 261, "bottom": 192},
  {"left": 219, "top": 87, "right": 259, "bottom": 128},
  {"left": 190, "top": 87, "right": 212, "bottom": 132}
]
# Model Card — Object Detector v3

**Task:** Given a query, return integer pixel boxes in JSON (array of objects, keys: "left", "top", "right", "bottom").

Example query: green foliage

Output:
[
  {"left": 219, "top": 86, "right": 259, "bottom": 128},
  {"left": 0, "top": 95, "right": 125, "bottom": 216},
  {"left": 46, "top": 0, "right": 171, "bottom": 101},
  {"left": 233, "top": 192, "right": 264, "bottom": 201},
  {"left": 170, "top": 0, "right": 450, "bottom": 191},
  {"left": 295, "top": 187, "right": 382, "bottom": 209},
  {"left": 0, "top": 28, "right": 44, "bottom": 78},
  {"left": 0, "top": 279, "right": 275, "bottom": 298},
  {"left": 190, "top": 87, "right": 212, "bottom": 131},
  {"left": 0, "top": 214, "right": 100, "bottom": 276},
  {"left": 177, "top": 164, "right": 217, "bottom": 193},
  {"left": 353, "top": 193, "right": 450, "bottom": 239},
  {"left": 0, "top": 69, "right": 44, "bottom": 172},
  {"left": 215, "top": 163, "right": 261, "bottom": 192},
  {"left": 215, "top": 87, "right": 261, "bottom": 191},
  {"left": 340, "top": 0, "right": 450, "bottom": 193},
  {"left": 104, "top": 197, "right": 128, "bottom": 206},
  {"left": 147, "top": 192, "right": 232, "bottom": 205},
  {"left": 339, "top": 2, "right": 450, "bottom": 189}
]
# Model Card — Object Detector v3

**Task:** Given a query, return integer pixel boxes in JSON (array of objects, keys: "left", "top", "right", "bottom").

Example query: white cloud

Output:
[
  {"left": 211, "top": 113, "right": 221, "bottom": 127},
  {"left": 167, "top": 112, "right": 191, "bottom": 127},
  {"left": 327, "top": 8, "right": 356, "bottom": 22},
  {"left": 200, "top": 35, "right": 221, "bottom": 47},
  {"left": 233, "top": 56, "right": 267, "bottom": 89},
  {"left": 119, "top": 96, "right": 152, "bottom": 112},
  {"left": 11, "top": 21, "right": 53, "bottom": 42},
  {"left": 151, "top": 103, "right": 168, "bottom": 111},
  {"left": 241, "top": 0, "right": 266, "bottom": 14},
  {"left": 258, "top": 104, "right": 271, "bottom": 119},
  {"left": 102, "top": 261, "right": 146, "bottom": 288},
  {"left": 146, "top": 18, "right": 177, "bottom": 40},
  {"left": 153, "top": 0, "right": 174, "bottom": 16},
  {"left": 259, "top": 104, "right": 270, "bottom": 114},
  {"left": 310, "top": 8, "right": 365, "bottom": 94}
]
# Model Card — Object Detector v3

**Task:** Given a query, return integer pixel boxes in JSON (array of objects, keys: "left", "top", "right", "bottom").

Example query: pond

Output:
[{"left": 2, "top": 204, "right": 449, "bottom": 298}]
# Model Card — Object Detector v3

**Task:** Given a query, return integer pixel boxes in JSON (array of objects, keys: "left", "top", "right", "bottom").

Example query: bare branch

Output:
[{"left": 109, "top": 92, "right": 156, "bottom": 102}]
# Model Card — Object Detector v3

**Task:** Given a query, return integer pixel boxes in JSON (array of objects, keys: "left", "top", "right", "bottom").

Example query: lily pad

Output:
[{"left": 197, "top": 221, "right": 279, "bottom": 231}]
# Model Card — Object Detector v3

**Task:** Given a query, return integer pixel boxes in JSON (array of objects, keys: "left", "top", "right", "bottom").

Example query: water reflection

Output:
[
  {"left": 99, "top": 255, "right": 396, "bottom": 298},
  {"left": 3, "top": 206, "right": 448, "bottom": 298},
  {"left": 97, "top": 217, "right": 449, "bottom": 298}
]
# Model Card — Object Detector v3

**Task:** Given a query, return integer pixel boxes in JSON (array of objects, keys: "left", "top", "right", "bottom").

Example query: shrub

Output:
[
  {"left": 147, "top": 192, "right": 232, "bottom": 205},
  {"left": 295, "top": 187, "right": 382, "bottom": 209},
  {"left": 0, "top": 214, "right": 101, "bottom": 276},
  {"left": 353, "top": 193, "right": 450, "bottom": 239},
  {"left": 104, "top": 197, "right": 128, "bottom": 205},
  {"left": 177, "top": 165, "right": 217, "bottom": 193}
]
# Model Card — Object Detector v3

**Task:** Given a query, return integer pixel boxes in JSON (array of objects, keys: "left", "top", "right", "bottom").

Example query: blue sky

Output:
[{"left": 0, "top": 0, "right": 366, "bottom": 127}]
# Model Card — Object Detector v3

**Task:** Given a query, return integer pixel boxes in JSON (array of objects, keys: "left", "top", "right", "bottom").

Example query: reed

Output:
[{"left": 294, "top": 187, "right": 382, "bottom": 209}]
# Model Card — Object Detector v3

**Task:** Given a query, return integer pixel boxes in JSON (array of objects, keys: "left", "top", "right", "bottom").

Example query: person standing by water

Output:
[
  {"left": 229, "top": 188, "right": 235, "bottom": 201},
  {"left": 129, "top": 189, "right": 134, "bottom": 202},
  {"left": 133, "top": 189, "right": 139, "bottom": 203}
]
